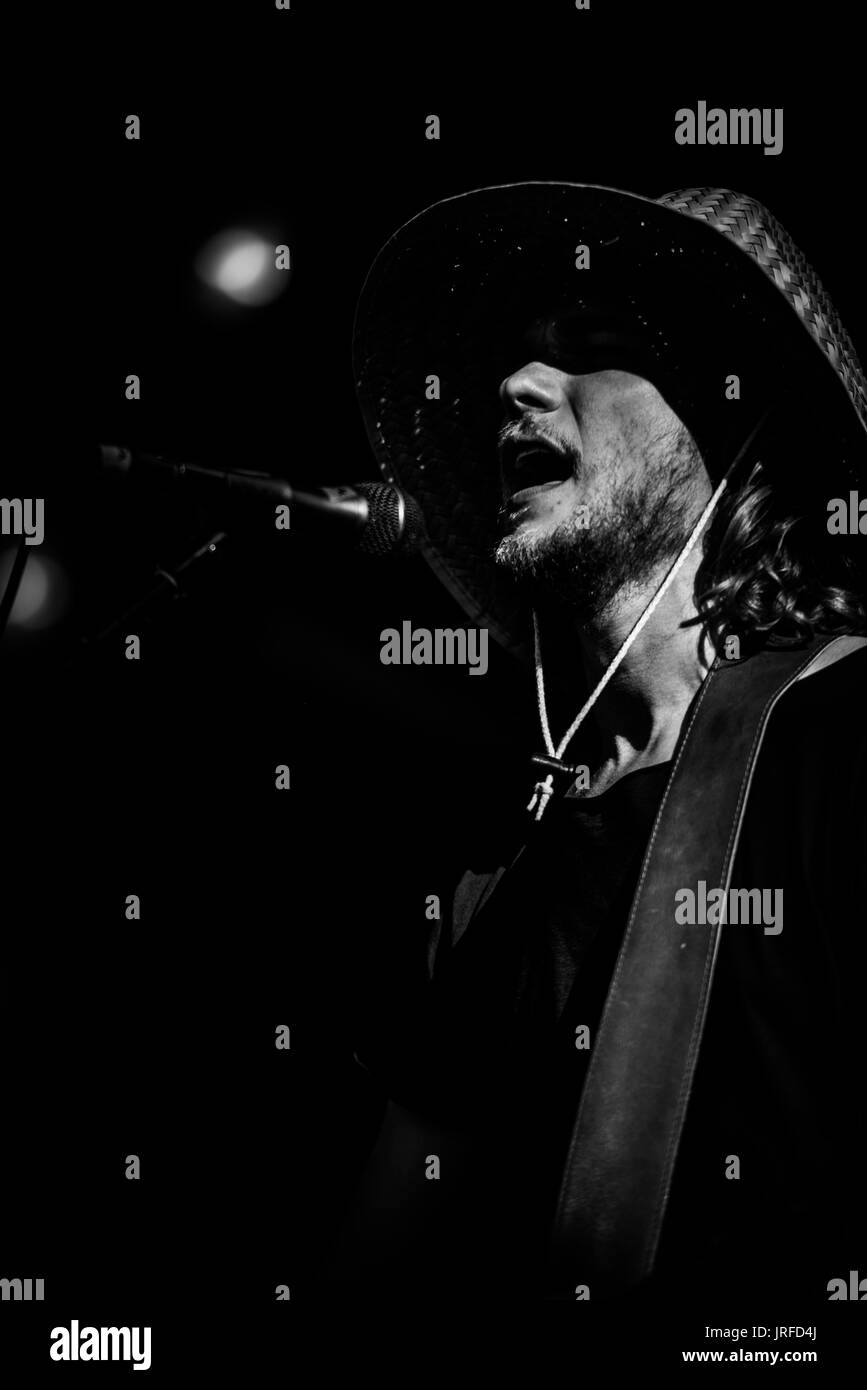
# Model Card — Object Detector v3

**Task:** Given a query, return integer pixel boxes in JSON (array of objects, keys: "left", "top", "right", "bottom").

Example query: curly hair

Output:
[{"left": 692, "top": 449, "right": 867, "bottom": 655}]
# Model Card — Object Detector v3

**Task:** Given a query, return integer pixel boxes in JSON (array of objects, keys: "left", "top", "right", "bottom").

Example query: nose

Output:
[{"left": 499, "top": 360, "right": 568, "bottom": 419}]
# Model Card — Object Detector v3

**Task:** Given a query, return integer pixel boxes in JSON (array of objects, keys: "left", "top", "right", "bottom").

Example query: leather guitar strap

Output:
[{"left": 547, "top": 633, "right": 867, "bottom": 1296}]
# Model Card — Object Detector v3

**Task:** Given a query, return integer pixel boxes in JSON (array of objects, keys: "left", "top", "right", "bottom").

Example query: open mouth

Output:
[{"left": 504, "top": 444, "right": 572, "bottom": 506}]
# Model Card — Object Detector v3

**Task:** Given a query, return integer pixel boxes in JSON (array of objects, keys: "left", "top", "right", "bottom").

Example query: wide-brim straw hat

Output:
[{"left": 353, "top": 184, "right": 867, "bottom": 660}]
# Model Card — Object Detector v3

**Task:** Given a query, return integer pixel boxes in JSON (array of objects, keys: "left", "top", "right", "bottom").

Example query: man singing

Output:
[{"left": 335, "top": 184, "right": 866, "bottom": 1304}]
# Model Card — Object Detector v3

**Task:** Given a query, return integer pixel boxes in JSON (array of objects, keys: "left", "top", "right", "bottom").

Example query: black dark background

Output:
[{"left": 3, "top": 2, "right": 864, "bottom": 1375}]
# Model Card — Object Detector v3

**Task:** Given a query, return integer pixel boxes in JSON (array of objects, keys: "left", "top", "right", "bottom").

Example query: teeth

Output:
[{"left": 515, "top": 446, "right": 561, "bottom": 474}]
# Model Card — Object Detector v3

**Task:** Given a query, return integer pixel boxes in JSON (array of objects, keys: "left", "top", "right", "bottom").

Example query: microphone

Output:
[{"left": 98, "top": 445, "right": 426, "bottom": 556}]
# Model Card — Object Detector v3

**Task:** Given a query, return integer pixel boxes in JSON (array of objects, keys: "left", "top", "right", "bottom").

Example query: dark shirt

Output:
[{"left": 355, "top": 650, "right": 867, "bottom": 1300}]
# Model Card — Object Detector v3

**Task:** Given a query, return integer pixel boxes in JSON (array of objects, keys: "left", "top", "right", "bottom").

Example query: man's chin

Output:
[
  {"left": 494, "top": 522, "right": 586, "bottom": 581},
  {"left": 493, "top": 525, "right": 545, "bottom": 572},
  {"left": 494, "top": 523, "right": 635, "bottom": 623}
]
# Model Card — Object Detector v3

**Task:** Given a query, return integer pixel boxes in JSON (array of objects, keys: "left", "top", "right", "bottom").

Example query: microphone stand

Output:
[
  {"left": 5, "top": 445, "right": 409, "bottom": 662},
  {"left": 0, "top": 539, "right": 30, "bottom": 647},
  {"left": 73, "top": 529, "right": 230, "bottom": 659}
]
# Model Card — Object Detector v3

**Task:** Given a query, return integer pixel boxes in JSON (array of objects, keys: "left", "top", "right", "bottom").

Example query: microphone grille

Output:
[{"left": 354, "top": 483, "right": 426, "bottom": 556}]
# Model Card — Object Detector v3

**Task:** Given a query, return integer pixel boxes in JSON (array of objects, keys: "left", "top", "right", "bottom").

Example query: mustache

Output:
[{"left": 496, "top": 422, "right": 576, "bottom": 462}]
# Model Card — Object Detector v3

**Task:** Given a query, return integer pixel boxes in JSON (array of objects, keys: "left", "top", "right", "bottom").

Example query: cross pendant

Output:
[
  {"left": 527, "top": 774, "right": 555, "bottom": 820},
  {"left": 527, "top": 754, "right": 583, "bottom": 821}
]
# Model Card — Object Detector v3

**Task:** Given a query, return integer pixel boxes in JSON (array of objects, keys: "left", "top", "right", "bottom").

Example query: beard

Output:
[{"left": 494, "top": 422, "right": 704, "bottom": 623}]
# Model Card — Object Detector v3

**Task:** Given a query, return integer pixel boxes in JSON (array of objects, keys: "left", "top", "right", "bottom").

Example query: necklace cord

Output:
[{"left": 527, "top": 410, "right": 771, "bottom": 818}]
